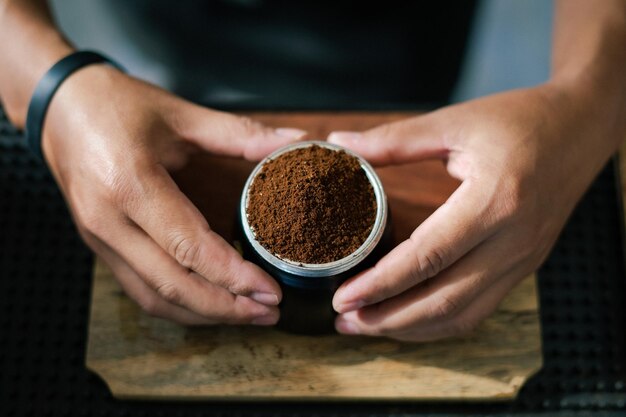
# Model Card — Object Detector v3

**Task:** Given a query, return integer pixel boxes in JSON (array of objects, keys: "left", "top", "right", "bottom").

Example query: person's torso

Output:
[{"left": 107, "top": 0, "right": 478, "bottom": 108}]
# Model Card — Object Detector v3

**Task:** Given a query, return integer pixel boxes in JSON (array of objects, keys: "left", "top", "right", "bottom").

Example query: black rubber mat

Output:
[{"left": 1, "top": 105, "right": 625, "bottom": 416}]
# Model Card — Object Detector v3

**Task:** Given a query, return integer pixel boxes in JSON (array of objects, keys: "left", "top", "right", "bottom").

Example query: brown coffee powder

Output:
[{"left": 247, "top": 145, "right": 377, "bottom": 264}]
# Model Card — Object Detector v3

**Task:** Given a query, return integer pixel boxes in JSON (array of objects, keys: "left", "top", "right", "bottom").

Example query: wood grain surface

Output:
[{"left": 87, "top": 112, "right": 542, "bottom": 401}]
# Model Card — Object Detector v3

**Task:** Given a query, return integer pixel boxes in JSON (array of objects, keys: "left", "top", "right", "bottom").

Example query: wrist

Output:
[
  {"left": 42, "top": 64, "right": 126, "bottom": 168},
  {"left": 0, "top": 1, "right": 74, "bottom": 127},
  {"left": 23, "top": 53, "right": 124, "bottom": 165},
  {"left": 546, "top": 69, "right": 626, "bottom": 152},
  {"left": 2, "top": 41, "right": 74, "bottom": 128},
  {"left": 527, "top": 80, "right": 623, "bottom": 213}
]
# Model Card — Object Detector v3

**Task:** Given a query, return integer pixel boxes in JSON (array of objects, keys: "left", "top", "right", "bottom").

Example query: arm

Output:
[
  {"left": 552, "top": 0, "right": 626, "bottom": 123},
  {"left": 0, "top": 0, "right": 72, "bottom": 126},
  {"left": 0, "top": 0, "right": 307, "bottom": 326},
  {"left": 549, "top": 0, "right": 626, "bottom": 177},
  {"left": 328, "top": 0, "right": 626, "bottom": 341}
]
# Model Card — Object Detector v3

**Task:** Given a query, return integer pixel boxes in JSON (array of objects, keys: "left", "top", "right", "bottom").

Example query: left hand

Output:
[{"left": 328, "top": 84, "right": 623, "bottom": 342}]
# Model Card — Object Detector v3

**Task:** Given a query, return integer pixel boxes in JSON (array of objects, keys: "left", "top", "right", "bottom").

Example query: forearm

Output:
[
  {"left": 550, "top": 0, "right": 626, "bottom": 149},
  {"left": 0, "top": 0, "right": 73, "bottom": 127}
]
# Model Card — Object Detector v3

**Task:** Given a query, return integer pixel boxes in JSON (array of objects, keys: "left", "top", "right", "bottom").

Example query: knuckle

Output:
[
  {"left": 187, "top": 278, "right": 251, "bottom": 322},
  {"left": 155, "top": 281, "right": 182, "bottom": 305},
  {"left": 227, "top": 279, "right": 253, "bottom": 296},
  {"left": 237, "top": 116, "right": 262, "bottom": 137},
  {"left": 74, "top": 202, "right": 108, "bottom": 237},
  {"left": 376, "top": 122, "right": 394, "bottom": 141},
  {"left": 229, "top": 297, "right": 274, "bottom": 324},
  {"left": 377, "top": 124, "right": 396, "bottom": 161},
  {"left": 98, "top": 156, "right": 147, "bottom": 205},
  {"left": 371, "top": 322, "right": 398, "bottom": 337},
  {"left": 355, "top": 309, "right": 401, "bottom": 337},
  {"left": 136, "top": 293, "right": 162, "bottom": 317},
  {"left": 410, "top": 248, "right": 445, "bottom": 282},
  {"left": 232, "top": 297, "right": 259, "bottom": 318},
  {"left": 494, "top": 177, "right": 526, "bottom": 223},
  {"left": 102, "top": 154, "right": 159, "bottom": 213},
  {"left": 219, "top": 259, "right": 252, "bottom": 294},
  {"left": 70, "top": 176, "right": 134, "bottom": 232},
  {"left": 166, "top": 102, "right": 192, "bottom": 135},
  {"left": 169, "top": 234, "right": 201, "bottom": 269},
  {"left": 192, "top": 296, "right": 232, "bottom": 322},
  {"left": 429, "top": 292, "right": 462, "bottom": 321},
  {"left": 102, "top": 172, "right": 131, "bottom": 207}
]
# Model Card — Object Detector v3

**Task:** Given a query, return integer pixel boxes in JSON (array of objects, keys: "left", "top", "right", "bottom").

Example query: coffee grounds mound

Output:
[{"left": 247, "top": 145, "right": 377, "bottom": 264}]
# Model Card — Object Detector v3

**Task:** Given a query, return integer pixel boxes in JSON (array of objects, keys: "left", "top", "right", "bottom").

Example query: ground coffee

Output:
[{"left": 247, "top": 145, "right": 377, "bottom": 264}]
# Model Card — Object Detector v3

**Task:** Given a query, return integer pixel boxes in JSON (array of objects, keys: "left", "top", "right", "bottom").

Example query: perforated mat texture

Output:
[{"left": 1, "top": 106, "right": 625, "bottom": 416}]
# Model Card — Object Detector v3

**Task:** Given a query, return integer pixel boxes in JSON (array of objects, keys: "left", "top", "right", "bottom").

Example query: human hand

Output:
[
  {"left": 42, "top": 65, "right": 307, "bottom": 326},
  {"left": 328, "top": 85, "right": 623, "bottom": 341}
]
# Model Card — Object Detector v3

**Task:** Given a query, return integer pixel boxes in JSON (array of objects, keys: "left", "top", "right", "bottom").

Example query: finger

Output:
[
  {"left": 339, "top": 272, "right": 524, "bottom": 342},
  {"left": 122, "top": 163, "right": 282, "bottom": 305},
  {"left": 172, "top": 103, "right": 307, "bottom": 160},
  {"left": 391, "top": 272, "right": 529, "bottom": 342},
  {"left": 98, "top": 218, "right": 280, "bottom": 325},
  {"left": 333, "top": 178, "right": 500, "bottom": 313},
  {"left": 327, "top": 113, "right": 448, "bottom": 166},
  {"left": 335, "top": 236, "right": 531, "bottom": 339},
  {"left": 83, "top": 231, "right": 216, "bottom": 325}
]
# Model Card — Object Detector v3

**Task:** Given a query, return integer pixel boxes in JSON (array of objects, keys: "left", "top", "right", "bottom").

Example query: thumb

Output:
[
  {"left": 175, "top": 103, "right": 307, "bottom": 160},
  {"left": 327, "top": 114, "right": 447, "bottom": 166}
]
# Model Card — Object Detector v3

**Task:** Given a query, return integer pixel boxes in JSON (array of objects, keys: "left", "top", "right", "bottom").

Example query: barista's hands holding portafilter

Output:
[
  {"left": 40, "top": 65, "right": 307, "bottom": 326},
  {"left": 329, "top": 84, "right": 626, "bottom": 341}
]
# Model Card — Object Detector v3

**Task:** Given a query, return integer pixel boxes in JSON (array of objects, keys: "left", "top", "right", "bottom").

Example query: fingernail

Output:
[
  {"left": 250, "top": 292, "right": 280, "bottom": 305},
  {"left": 335, "top": 299, "right": 366, "bottom": 314},
  {"left": 275, "top": 127, "right": 307, "bottom": 140},
  {"left": 328, "top": 131, "right": 362, "bottom": 143},
  {"left": 251, "top": 314, "right": 278, "bottom": 326},
  {"left": 336, "top": 318, "right": 360, "bottom": 334}
]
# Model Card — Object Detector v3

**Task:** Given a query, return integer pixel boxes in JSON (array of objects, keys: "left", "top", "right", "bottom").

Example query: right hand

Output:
[{"left": 42, "top": 64, "right": 307, "bottom": 326}]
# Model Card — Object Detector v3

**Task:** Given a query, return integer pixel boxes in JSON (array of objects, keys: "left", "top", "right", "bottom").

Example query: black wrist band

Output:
[{"left": 25, "top": 51, "right": 125, "bottom": 161}]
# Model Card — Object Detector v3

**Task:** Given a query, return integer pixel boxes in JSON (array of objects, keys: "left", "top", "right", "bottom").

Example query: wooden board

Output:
[{"left": 86, "top": 112, "right": 542, "bottom": 401}]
